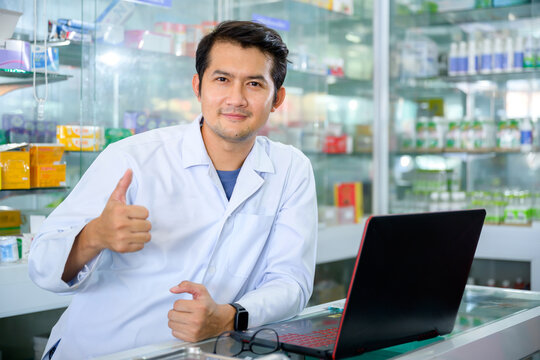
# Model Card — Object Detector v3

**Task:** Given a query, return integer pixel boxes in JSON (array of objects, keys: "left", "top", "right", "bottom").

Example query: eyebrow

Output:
[{"left": 212, "top": 70, "right": 268, "bottom": 84}]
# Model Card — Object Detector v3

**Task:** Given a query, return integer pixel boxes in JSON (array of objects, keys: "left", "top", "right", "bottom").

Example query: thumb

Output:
[
  {"left": 109, "top": 169, "right": 133, "bottom": 204},
  {"left": 170, "top": 281, "right": 207, "bottom": 299}
]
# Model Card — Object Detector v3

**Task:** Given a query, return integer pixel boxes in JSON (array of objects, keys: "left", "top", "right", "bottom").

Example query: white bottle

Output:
[
  {"left": 475, "top": 33, "right": 483, "bottom": 73},
  {"left": 467, "top": 38, "right": 477, "bottom": 75},
  {"left": 520, "top": 117, "right": 533, "bottom": 152},
  {"left": 514, "top": 36, "right": 524, "bottom": 72},
  {"left": 481, "top": 36, "right": 493, "bottom": 74},
  {"left": 504, "top": 35, "right": 514, "bottom": 72},
  {"left": 493, "top": 36, "right": 504, "bottom": 73},
  {"left": 448, "top": 42, "right": 459, "bottom": 76},
  {"left": 459, "top": 41, "right": 468, "bottom": 75}
]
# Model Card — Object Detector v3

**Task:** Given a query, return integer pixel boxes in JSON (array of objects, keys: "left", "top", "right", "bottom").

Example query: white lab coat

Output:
[{"left": 28, "top": 115, "right": 318, "bottom": 359}]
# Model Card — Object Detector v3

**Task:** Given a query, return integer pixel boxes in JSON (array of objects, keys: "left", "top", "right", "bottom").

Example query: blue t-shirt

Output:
[{"left": 216, "top": 168, "right": 241, "bottom": 200}]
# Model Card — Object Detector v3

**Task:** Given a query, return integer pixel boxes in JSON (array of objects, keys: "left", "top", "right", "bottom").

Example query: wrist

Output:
[
  {"left": 219, "top": 304, "right": 236, "bottom": 332},
  {"left": 77, "top": 218, "right": 104, "bottom": 254}
]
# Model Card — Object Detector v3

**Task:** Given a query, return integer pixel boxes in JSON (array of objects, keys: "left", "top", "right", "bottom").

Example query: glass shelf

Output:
[
  {"left": 392, "top": 148, "right": 539, "bottom": 156},
  {"left": 0, "top": 68, "right": 71, "bottom": 96},
  {"left": 286, "top": 69, "right": 372, "bottom": 95},
  {"left": 395, "top": 3, "right": 539, "bottom": 28},
  {"left": 0, "top": 187, "right": 69, "bottom": 201},
  {"left": 0, "top": 69, "right": 71, "bottom": 86}
]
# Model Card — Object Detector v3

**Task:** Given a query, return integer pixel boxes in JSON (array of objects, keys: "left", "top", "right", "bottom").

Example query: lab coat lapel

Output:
[{"left": 225, "top": 139, "right": 274, "bottom": 216}]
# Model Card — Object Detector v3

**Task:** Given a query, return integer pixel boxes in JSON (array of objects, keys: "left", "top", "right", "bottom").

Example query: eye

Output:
[
  {"left": 216, "top": 77, "right": 227, "bottom": 82},
  {"left": 248, "top": 81, "right": 260, "bottom": 87}
]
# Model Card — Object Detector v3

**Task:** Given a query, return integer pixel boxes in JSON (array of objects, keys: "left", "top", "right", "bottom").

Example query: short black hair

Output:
[{"left": 195, "top": 20, "right": 289, "bottom": 103}]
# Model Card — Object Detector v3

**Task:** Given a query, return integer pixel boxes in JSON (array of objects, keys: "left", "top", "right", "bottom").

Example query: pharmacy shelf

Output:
[
  {"left": 395, "top": 4, "right": 539, "bottom": 28},
  {"left": 317, "top": 220, "right": 540, "bottom": 291},
  {"left": 0, "top": 69, "right": 71, "bottom": 96},
  {"left": 0, "top": 187, "right": 69, "bottom": 201},
  {"left": 391, "top": 149, "right": 540, "bottom": 157},
  {"left": 0, "top": 261, "right": 71, "bottom": 318}
]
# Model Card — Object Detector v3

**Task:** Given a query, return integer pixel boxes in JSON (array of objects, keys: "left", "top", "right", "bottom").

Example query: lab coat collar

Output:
[{"left": 181, "top": 114, "right": 275, "bottom": 175}]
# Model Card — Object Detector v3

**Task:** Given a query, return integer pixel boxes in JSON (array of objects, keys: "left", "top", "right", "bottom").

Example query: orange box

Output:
[
  {"left": 334, "top": 182, "right": 363, "bottom": 223},
  {"left": 30, "top": 163, "right": 66, "bottom": 188},
  {"left": 0, "top": 151, "right": 30, "bottom": 189},
  {"left": 30, "top": 144, "right": 65, "bottom": 165}
]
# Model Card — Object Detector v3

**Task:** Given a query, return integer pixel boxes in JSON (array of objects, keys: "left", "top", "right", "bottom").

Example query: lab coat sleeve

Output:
[
  {"left": 237, "top": 150, "right": 318, "bottom": 327},
  {"left": 28, "top": 144, "right": 138, "bottom": 294}
]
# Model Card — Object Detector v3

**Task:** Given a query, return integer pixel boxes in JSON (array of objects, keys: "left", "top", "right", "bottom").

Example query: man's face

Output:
[{"left": 192, "top": 41, "right": 285, "bottom": 144}]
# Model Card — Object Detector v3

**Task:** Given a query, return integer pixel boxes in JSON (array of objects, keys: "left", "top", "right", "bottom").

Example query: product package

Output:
[
  {"left": 123, "top": 111, "right": 163, "bottom": 134},
  {"left": 30, "top": 164, "right": 66, "bottom": 188},
  {"left": 29, "top": 144, "right": 64, "bottom": 165},
  {"left": 2, "top": 114, "right": 34, "bottom": 143},
  {"left": 31, "top": 45, "right": 59, "bottom": 72},
  {"left": 104, "top": 128, "right": 132, "bottom": 147},
  {"left": 29, "top": 144, "right": 66, "bottom": 188},
  {"left": 0, "top": 208, "right": 22, "bottom": 235},
  {"left": 56, "top": 125, "right": 103, "bottom": 151},
  {"left": 0, "top": 143, "right": 30, "bottom": 189},
  {"left": 0, "top": 39, "right": 31, "bottom": 71},
  {"left": 334, "top": 182, "right": 364, "bottom": 223}
]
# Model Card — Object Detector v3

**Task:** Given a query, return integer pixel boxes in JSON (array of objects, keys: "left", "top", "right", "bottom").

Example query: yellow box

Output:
[
  {"left": 30, "top": 163, "right": 66, "bottom": 188},
  {"left": 57, "top": 137, "right": 101, "bottom": 151},
  {"left": 0, "top": 151, "right": 30, "bottom": 189},
  {"left": 56, "top": 125, "right": 102, "bottom": 139},
  {"left": 30, "top": 144, "right": 65, "bottom": 165},
  {"left": 0, "top": 209, "right": 22, "bottom": 228}
]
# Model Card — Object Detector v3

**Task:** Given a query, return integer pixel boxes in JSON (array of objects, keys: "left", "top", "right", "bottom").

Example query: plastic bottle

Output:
[
  {"left": 524, "top": 35, "right": 535, "bottom": 69},
  {"left": 481, "top": 36, "right": 492, "bottom": 74},
  {"left": 446, "top": 120, "right": 461, "bottom": 150},
  {"left": 416, "top": 118, "right": 428, "bottom": 149},
  {"left": 448, "top": 42, "right": 459, "bottom": 76},
  {"left": 514, "top": 36, "right": 524, "bottom": 72},
  {"left": 493, "top": 35, "right": 504, "bottom": 73},
  {"left": 510, "top": 119, "right": 521, "bottom": 150},
  {"left": 504, "top": 34, "right": 514, "bottom": 72},
  {"left": 459, "top": 41, "right": 468, "bottom": 75},
  {"left": 467, "top": 38, "right": 477, "bottom": 75},
  {"left": 520, "top": 117, "right": 533, "bottom": 152}
]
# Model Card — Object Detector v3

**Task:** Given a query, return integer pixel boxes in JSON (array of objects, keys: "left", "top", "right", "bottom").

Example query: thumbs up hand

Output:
[
  {"left": 86, "top": 169, "right": 152, "bottom": 253},
  {"left": 62, "top": 169, "right": 152, "bottom": 282}
]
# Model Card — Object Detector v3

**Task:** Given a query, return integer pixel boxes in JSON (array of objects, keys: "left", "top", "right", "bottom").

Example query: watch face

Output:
[{"left": 237, "top": 309, "right": 248, "bottom": 331}]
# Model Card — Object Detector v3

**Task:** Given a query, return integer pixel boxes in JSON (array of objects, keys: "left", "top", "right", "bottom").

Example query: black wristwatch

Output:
[{"left": 230, "top": 302, "right": 249, "bottom": 331}]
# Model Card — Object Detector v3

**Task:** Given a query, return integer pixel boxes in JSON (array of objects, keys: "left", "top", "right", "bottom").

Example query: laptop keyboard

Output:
[{"left": 280, "top": 327, "right": 338, "bottom": 348}]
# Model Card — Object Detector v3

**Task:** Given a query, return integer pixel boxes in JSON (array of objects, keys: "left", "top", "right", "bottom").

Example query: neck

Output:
[{"left": 201, "top": 125, "right": 255, "bottom": 171}]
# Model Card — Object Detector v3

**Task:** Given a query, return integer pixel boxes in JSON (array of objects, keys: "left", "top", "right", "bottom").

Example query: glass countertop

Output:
[{"left": 95, "top": 285, "right": 540, "bottom": 360}]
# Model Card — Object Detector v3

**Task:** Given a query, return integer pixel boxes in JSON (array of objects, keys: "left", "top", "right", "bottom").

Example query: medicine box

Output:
[
  {"left": 123, "top": 111, "right": 160, "bottom": 134},
  {"left": 56, "top": 125, "right": 103, "bottom": 151},
  {"left": 334, "top": 182, "right": 363, "bottom": 223},
  {"left": 0, "top": 147, "right": 30, "bottom": 189},
  {"left": 0, "top": 209, "right": 21, "bottom": 229},
  {"left": 29, "top": 144, "right": 65, "bottom": 165},
  {"left": 30, "top": 163, "right": 66, "bottom": 188}
]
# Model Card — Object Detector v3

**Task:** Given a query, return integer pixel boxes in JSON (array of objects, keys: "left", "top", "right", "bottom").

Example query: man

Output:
[{"left": 29, "top": 20, "right": 317, "bottom": 359}]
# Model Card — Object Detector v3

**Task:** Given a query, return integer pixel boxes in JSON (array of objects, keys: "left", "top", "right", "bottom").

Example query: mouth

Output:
[{"left": 221, "top": 113, "right": 248, "bottom": 121}]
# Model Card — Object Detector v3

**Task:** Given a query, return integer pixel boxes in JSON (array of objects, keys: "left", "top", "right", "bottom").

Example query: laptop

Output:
[{"left": 238, "top": 209, "right": 486, "bottom": 359}]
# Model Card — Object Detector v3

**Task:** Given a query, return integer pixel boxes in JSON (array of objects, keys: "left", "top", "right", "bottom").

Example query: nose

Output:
[{"left": 226, "top": 81, "right": 248, "bottom": 107}]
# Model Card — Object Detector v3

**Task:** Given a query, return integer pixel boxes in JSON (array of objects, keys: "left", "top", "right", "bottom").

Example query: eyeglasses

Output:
[{"left": 213, "top": 328, "right": 280, "bottom": 356}]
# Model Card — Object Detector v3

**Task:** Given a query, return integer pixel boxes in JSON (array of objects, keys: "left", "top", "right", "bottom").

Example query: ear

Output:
[
  {"left": 271, "top": 87, "right": 286, "bottom": 112},
  {"left": 192, "top": 74, "right": 201, "bottom": 101}
]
